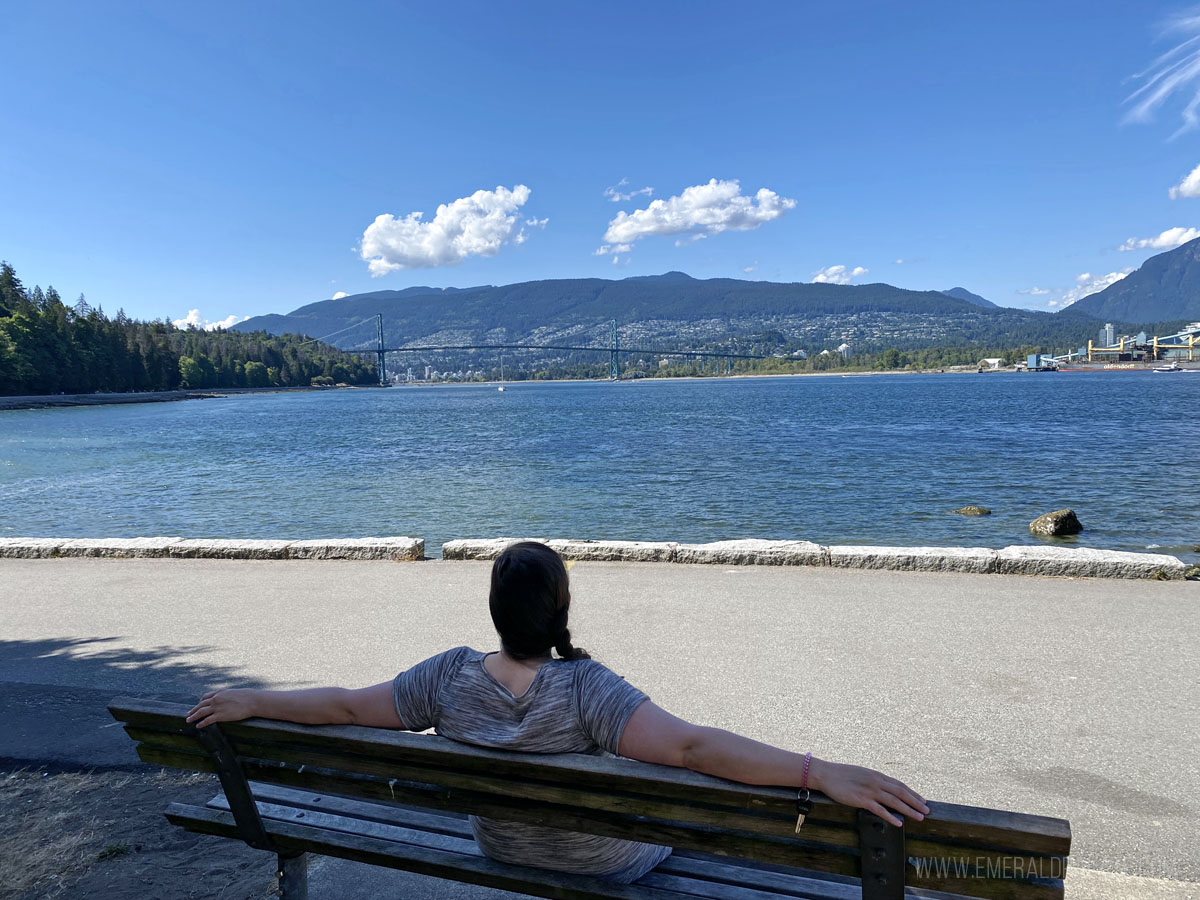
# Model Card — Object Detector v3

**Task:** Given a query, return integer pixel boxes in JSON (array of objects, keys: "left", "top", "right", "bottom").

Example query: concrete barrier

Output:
[
  {"left": 286, "top": 538, "right": 425, "bottom": 561},
  {"left": 548, "top": 539, "right": 679, "bottom": 562},
  {"left": 57, "top": 537, "right": 185, "bottom": 557},
  {"left": 0, "top": 537, "right": 424, "bottom": 561},
  {"left": 0, "top": 536, "right": 1187, "bottom": 578},
  {"left": 828, "top": 545, "right": 997, "bottom": 574},
  {"left": 0, "top": 538, "right": 69, "bottom": 558},
  {"left": 439, "top": 537, "right": 1188, "bottom": 579},
  {"left": 442, "top": 538, "right": 548, "bottom": 560},
  {"left": 675, "top": 539, "right": 827, "bottom": 566},
  {"left": 996, "top": 545, "right": 1187, "bottom": 579}
]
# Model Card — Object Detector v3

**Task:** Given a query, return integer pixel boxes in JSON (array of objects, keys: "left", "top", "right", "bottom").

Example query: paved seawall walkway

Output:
[{"left": 2, "top": 558, "right": 1196, "bottom": 898}]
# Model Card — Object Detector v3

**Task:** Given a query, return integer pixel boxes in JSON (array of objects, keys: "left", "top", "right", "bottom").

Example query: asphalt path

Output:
[{"left": 2, "top": 558, "right": 1196, "bottom": 893}]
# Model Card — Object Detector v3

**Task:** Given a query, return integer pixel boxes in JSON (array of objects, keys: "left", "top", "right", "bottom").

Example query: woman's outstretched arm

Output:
[
  {"left": 618, "top": 701, "right": 927, "bottom": 827},
  {"left": 186, "top": 683, "right": 403, "bottom": 729}
]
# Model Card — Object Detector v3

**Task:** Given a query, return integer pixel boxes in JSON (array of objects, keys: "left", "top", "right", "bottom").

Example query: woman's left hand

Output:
[{"left": 186, "top": 688, "right": 259, "bottom": 728}]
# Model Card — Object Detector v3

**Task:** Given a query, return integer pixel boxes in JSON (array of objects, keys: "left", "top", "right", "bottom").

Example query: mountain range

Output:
[
  {"left": 1062, "top": 236, "right": 1200, "bottom": 322},
  {"left": 234, "top": 240, "right": 1200, "bottom": 355}
]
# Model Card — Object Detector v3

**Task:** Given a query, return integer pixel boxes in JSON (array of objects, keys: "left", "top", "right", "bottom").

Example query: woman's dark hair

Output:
[{"left": 489, "top": 541, "right": 590, "bottom": 661}]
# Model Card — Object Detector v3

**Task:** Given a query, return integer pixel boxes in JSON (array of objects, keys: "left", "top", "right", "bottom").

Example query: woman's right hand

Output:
[
  {"left": 809, "top": 759, "right": 929, "bottom": 826},
  {"left": 186, "top": 688, "right": 260, "bottom": 728}
]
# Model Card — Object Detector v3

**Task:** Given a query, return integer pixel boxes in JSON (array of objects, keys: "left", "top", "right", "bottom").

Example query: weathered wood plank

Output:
[
  {"left": 110, "top": 697, "right": 1070, "bottom": 857},
  {"left": 223, "top": 734, "right": 856, "bottom": 848},
  {"left": 165, "top": 803, "right": 796, "bottom": 900},
  {"left": 232, "top": 758, "right": 862, "bottom": 877},
  {"left": 136, "top": 745, "right": 217, "bottom": 773},
  {"left": 216, "top": 787, "right": 862, "bottom": 900}
]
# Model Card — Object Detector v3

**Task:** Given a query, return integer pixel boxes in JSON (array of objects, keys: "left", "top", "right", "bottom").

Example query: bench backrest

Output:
[{"left": 110, "top": 697, "right": 1069, "bottom": 900}]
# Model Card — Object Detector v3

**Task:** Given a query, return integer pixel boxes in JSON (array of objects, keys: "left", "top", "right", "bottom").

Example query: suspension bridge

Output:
[{"left": 309, "top": 316, "right": 793, "bottom": 384}]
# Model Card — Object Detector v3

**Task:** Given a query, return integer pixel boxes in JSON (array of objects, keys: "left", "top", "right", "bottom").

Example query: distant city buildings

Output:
[{"left": 1099, "top": 322, "right": 1115, "bottom": 347}]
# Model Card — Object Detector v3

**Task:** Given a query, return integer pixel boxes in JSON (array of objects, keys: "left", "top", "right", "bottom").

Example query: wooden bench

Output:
[{"left": 109, "top": 697, "right": 1071, "bottom": 900}]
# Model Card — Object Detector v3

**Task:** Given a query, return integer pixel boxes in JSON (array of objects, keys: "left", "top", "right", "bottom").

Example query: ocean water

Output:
[{"left": 1, "top": 373, "right": 1197, "bottom": 562}]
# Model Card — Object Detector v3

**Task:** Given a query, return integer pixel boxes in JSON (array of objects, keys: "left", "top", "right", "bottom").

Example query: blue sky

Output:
[{"left": 5, "top": 1, "right": 1200, "bottom": 325}]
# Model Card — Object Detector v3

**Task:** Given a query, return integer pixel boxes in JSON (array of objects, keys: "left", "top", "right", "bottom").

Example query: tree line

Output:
[{"left": 0, "top": 262, "right": 378, "bottom": 396}]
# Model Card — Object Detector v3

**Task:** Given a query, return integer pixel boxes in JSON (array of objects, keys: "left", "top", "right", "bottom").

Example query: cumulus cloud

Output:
[
  {"left": 1169, "top": 162, "right": 1200, "bottom": 198},
  {"left": 743, "top": 260, "right": 759, "bottom": 274},
  {"left": 515, "top": 216, "right": 549, "bottom": 245},
  {"left": 811, "top": 265, "right": 868, "bottom": 285},
  {"left": 1017, "top": 286, "right": 1051, "bottom": 295},
  {"left": 603, "top": 178, "right": 653, "bottom": 203},
  {"left": 331, "top": 291, "right": 349, "bottom": 300},
  {"left": 1118, "top": 226, "right": 1200, "bottom": 251},
  {"left": 360, "top": 184, "right": 532, "bottom": 274},
  {"left": 172, "top": 310, "right": 250, "bottom": 331},
  {"left": 1048, "top": 269, "right": 1135, "bottom": 308},
  {"left": 595, "top": 179, "right": 795, "bottom": 255},
  {"left": 1125, "top": 10, "right": 1200, "bottom": 135}
]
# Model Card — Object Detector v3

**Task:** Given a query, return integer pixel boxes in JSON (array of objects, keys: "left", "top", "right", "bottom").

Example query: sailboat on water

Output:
[{"left": 498, "top": 353, "right": 505, "bottom": 391}]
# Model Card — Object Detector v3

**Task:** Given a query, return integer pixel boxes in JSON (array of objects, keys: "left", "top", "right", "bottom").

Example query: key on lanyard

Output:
[{"left": 795, "top": 789, "right": 812, "bottom": 832}]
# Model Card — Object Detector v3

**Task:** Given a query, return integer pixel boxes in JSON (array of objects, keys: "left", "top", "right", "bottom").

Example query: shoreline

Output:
[
  {"left": 0, "top": 383, "right": 373, "bottom": 412},
  {"left": 8, "top": 363, "right": 1179, "bottom": 408}
]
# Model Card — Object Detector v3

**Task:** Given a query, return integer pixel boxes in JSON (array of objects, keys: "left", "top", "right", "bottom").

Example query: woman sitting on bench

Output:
[{"left": 187, "top": 540, "right": 928, "bottom": 884}]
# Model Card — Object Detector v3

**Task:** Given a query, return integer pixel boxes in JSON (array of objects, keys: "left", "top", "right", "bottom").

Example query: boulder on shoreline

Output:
[
  {"left": 951, "top": 505, "right": 992, "bottom": 516},
  {"left": 1029, "top": 508, "right": 1083, "bottom": 536}
]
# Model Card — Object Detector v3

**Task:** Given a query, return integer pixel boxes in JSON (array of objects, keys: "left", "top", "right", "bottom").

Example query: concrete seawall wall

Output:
[
  {"left": 0, "top": 535, "right": 1189, "bottom": 579},
  {"left": 0, "top": 537, "right": 425, "bottom": 561},
  {"left": 443, "top": 537, "right": 1190, "bottom": 580}
]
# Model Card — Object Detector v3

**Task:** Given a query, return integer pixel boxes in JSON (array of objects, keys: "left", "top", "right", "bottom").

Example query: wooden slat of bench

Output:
[
  {"left": 212, "top": 789, "right": 860, "bottom": 899},
  {"left": 111, "top": 698, "right": 1070, "bottom": 857},
  {"left": 223, "top": 732, "right": 856, "bottom": 846},
  {"left": 167, "top": 802, "right": 806, "bottom": 900},
  {"left": 127, "top": 730, "right": 1065, "bottom": 898},
  {"left": 224, "top": 785, "right": 975, "bottom": 900},
  {"left": 226, "top": 785, "right": 1055, "bottom": 900}
]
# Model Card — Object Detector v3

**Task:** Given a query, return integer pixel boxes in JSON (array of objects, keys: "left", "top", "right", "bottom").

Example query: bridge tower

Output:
[
  {"left": 609, "top": 319, "right": 620, "bottom": 379},
  {"left": 377, "top": 314, "right": 387, "bottom": 386}
]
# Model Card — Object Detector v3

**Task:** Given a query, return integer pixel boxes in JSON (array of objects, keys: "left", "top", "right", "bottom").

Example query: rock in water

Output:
[
  {"left": 951, "top": 505, "right": 992, "bottom": 516},
  {"left": 1029, "top": 509, "right": 1083, "bottom": 536}
]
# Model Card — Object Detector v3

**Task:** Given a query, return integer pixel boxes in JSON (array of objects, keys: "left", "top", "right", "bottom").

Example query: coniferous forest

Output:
[{"left": 0, "top": 263, "right": 378, "bottom": 396}]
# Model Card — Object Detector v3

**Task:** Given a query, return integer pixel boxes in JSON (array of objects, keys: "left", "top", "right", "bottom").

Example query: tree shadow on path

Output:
[{"left": 0, "top": 636, "right": 270, "bottom": 772}]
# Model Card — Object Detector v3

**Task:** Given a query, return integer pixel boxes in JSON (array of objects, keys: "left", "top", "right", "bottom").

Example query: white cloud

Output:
[
  {"left": 743, "top": 259, "right": 759, "bottom": 274},
  {"left": 811, "top": 265, "right": 868, "bottom": 285},
  {"left": 331, "top": 291, "right": 349, "bottom": 300},
  {"left": 595, "top": 179, "right": 795, "bottom": 255},
  {"left": 1125, "top": 10, "right": 1200, "bottom": 136},
  {"left": 604, "top": 178, "right": 654, "bottom": 203},
  {"left": 360, "top": 184, "right": 532, "bottom": 274},
  {"left": 893, "top": 258, "right": 907, "bottom": 265},
  {"left": 1017, "top": 286, "right": 1051, "bottom": 295},
  {"left": 515, "top": 216, "right": 549, "bottom": 245},
  {"left": 172, "top": 309, "right": 250, "bottom": 331},
  {"left": 1169, "top": 162, "right": 1200, "bottom": 198},
  {"left": 1048, "top": 269, "right": 1135, "bottom": 308},
  {"left": 1117, "top": 226, "right": 1200, "bottom": 251}
]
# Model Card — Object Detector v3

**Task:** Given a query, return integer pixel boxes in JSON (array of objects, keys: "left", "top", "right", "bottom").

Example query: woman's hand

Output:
[
  {"left": 186, "top": 688, "right": 260, "bottom": 728},
  {"left": 810, "top": 759, "right": 929, "bottom": 827}
]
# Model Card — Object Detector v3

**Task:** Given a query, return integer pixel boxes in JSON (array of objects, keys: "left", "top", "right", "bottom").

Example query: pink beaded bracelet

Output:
[{"left": 801, "top": 751, "right": 812, "bottom": 790}]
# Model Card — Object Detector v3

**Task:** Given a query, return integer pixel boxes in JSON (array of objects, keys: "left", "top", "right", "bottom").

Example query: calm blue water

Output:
[{"left": 1, "top": 373, "right": 1197, "bottom": 562}]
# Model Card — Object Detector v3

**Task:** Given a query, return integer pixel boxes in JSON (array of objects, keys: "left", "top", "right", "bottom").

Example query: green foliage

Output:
[{"left": 0, "top": 262, "right": 378, "bottom": 396}]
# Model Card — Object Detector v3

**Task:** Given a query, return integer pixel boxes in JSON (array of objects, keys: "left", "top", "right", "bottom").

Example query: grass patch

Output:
[{"left": 98, "top": 842, "right": 132, "bottom": 861}]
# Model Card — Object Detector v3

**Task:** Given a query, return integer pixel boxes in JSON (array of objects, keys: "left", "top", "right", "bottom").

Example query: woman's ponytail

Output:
[{"left": 554, "top": 625, "right": 590, "bottom": 661}]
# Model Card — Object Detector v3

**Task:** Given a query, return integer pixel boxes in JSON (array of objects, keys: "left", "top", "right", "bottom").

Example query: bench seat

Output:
[{"left": 169, "top": 783, "right": 943, "bottom": 900}]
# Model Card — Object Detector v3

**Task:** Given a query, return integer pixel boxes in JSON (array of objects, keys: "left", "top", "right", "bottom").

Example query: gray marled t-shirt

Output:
[{"left": 392, "top": 646, "right": 672, "bottom": 883}]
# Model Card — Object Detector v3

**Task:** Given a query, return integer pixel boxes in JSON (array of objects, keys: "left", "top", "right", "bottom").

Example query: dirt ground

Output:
[{"left": 0, "top": 767, "right": 276, "bottom": 900}]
